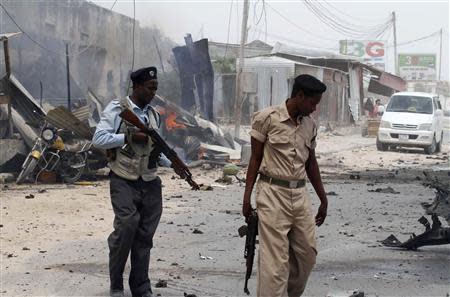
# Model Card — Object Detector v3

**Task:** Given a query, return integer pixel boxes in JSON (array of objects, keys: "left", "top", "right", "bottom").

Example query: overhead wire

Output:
[
  {"left": 386, "top": 30, "right": 441, "bottom": 48},
  {"left": 302, "top": 0, "right": 393, "bottom": 39},
  {"left": 264, "top": 1, "right": 338, "bottom": 44},
  {"left": 321, "top": 0, "right": 391, "bottom": 23},
  {"left": 303, "top": 0, "right": 392, "bottom": 39},
  {"left": 223, "top": 0, "right": 234, "bottom": 59},
  {"left": 126, "top": 0, "right": 136, "bottom": 94},
  {"left": 263, "top": 0, "right": 268, "bottom": 42},
  {"left": 0, "top": 1, "right": 119, "bottom": 58},
  {"left": 249, "top": 27, "right": 337, "bottom": 51},
  {"left": 253, "top": 0, "right": 265, "bottom": 26},
  {"left": 314, "top": 0, "right": 392, "bottom": 34}
]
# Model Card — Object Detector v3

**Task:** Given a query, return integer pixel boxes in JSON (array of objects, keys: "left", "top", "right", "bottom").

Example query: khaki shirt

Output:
[{"left": 250, "top": 101, "right": 317, "bottom": 181}]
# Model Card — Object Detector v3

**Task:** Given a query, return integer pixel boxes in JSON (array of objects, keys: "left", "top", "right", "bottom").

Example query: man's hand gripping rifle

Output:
[
  {"left": 119, "top": 108, "right": 200, "bottom": 190},
  {"left": 238, "top": 209, "right": 258, "bottom": 295}
]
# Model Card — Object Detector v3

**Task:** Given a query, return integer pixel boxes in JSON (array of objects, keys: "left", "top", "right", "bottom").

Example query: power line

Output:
[
  {"left": 264, "top": 2, "right": 338, "bottom": 44},
  {"left": 0, "top": 3, "right": 61, "bottom": 56},
  {"left": 250, "top": 27, "right": 337, "bottom": 51},
  {"left": 223, "top": 0, "right": 234, "bottom": 59},
  {"left": 385, "top": 30, "right": 441, "bottom": 48},
  {"left": 302, "top": 0, "right": 392, "bottom": 39},
  {"left": 253, "top": 0, "right": 265, "bottom": 26},
  {"left": 0, "top": 1, "right": 119, "bottom": 58},
  {"left": 131, "top": 0, "right": 136, "bottom": 72},
  {"left": 322, "top": 0, "right": 391, "bottom": 23},
  {"left": 127, "top": 0, "right": 136, "bottom": 94}
]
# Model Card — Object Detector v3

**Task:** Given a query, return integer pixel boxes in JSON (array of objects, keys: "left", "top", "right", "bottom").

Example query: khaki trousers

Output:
[{"left": 256, "top": 180, "right": 317, "bottom": 297}]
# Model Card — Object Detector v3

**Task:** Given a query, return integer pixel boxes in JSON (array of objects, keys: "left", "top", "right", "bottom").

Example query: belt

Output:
[{"left": 259, "top": 173, "right": 305, "bottom": 189}]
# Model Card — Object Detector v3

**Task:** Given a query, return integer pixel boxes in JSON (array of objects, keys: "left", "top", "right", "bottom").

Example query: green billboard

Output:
[{"left": 398, "top": 54, "right": 436, "bottom": 81}]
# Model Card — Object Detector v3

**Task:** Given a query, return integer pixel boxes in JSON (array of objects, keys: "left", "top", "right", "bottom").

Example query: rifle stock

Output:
[{"left": 119, "top": 109, "right": 200, "bottom": 190}]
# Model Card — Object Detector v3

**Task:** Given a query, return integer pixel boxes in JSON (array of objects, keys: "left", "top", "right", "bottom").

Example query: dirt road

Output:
[{"left": 1, "top": 134, "right": 449, "bottom": 297}]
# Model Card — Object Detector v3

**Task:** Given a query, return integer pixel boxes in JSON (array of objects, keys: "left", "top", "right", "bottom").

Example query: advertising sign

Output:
[
  {"left": 339, "top": 40, "right": 386, "bottom": 71},
  {"left": 398, "top": 54, "right": 436, "bottom": 81}
]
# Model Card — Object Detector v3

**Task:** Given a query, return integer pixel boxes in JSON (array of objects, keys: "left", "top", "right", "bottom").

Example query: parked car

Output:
[{"left": 377, "top": 92, "right": 444, "bottom": 154}]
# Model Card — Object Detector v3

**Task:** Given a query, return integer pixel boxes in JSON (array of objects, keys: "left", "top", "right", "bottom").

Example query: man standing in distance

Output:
[
  {"left": 242, "top": 74, "right": 328, "bottom": 297},
  {"left": 93, "top": 67, "right": 166, "bottom": 297}
]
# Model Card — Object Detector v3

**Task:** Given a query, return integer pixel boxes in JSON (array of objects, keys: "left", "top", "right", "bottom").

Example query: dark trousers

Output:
[{"left": 108, "top": 172, "right": 162, "bottom": 296}]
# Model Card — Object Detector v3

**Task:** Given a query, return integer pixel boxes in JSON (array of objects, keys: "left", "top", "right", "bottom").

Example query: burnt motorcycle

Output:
[{"left": 16, "top": 126, "right": 92, "bottom": 184}]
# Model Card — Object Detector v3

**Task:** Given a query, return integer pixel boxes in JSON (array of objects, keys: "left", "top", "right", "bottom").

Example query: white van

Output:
[{"left": 377, "top": 92, "right": 444, "bottom": 154}]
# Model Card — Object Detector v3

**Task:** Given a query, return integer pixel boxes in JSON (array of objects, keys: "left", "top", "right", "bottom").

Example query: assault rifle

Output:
[
  {"left": 119, "top": 108, "right": 200, "bottom": 190},
  {"left": 238, "top": 209, "right": 258, "bottom": 295}
]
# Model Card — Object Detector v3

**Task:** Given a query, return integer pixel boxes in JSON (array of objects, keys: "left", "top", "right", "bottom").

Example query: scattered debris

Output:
[
  {"left": 422, "top": 171, "right": 450, "bottom": 224},
  {"left": 24, "top": 194, "right": 34, "bottom": 199},
  {"left": 382, "top": 214, "right": 450, "bottom": 250},
  {"left": 155, "top": 279, "right": 168, "bottom": 288},
  {"left": 349, "top": 290, "right": 364, "bottom": 297},
  {"left": 326, "top": 191, "right": 338, "bottom": 196},
  {"left": 0, "top": 173, "right": 15, "bottom": 184},
  {"left": 215, "top": 175, "right": 233, "bottom": 184},
  {"left": 199, "top": 185, "right": 213, "bottom": 191},
  {"left": 368, "top": 187, "right": 400, "bottom": 194},
  {"left": 193, "top": 229, "right": 204, "bottom": 234},
  {"left": 184, "top": 293, "right": 197, "bottom": 297},
  {"left": 349, "top": 174, "right": 360, "bottom": 180},
  {"left": 223, "top": 164, "right": 240, "bottom": 176},
  {"left": 199, "top": 253, "right": 213, "bottom": 260}
]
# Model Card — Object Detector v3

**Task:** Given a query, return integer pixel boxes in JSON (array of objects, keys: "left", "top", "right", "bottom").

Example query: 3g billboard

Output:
[{"left": 339, "top": 40, "right": 386, "bottom": 71}]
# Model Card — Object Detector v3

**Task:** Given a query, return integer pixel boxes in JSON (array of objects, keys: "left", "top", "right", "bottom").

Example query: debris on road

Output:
[
  {"left": 199, "top": 253, "right": 213, "bottom": 260},
  {"left": 155, "top": 279, "right": 168, "bottom": 288},
  {"left": 381, "top": 171, "right": 450, "bottom": 250},
  {"left": 368, "top": 186, "right": 400, "bottom": 194}
]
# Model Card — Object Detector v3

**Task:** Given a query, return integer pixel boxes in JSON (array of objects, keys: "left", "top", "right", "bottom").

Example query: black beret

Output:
[
  {"left": 294, "top": 74, "right": 326, "bottom": 94},
  {"left": 130, "top": 67, "right": 157, "bottom": 84}
]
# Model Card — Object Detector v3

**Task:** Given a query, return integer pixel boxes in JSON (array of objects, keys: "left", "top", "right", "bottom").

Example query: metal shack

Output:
[{"left": 240, "top": 55, "right": 350, "bottom": 126}]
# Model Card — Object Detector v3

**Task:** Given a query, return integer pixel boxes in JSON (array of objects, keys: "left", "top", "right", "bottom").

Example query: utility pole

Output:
[
  {"left": 234, "top": 0, "right": 249, "bottom": 138},
  {"left": 439, "top": 28, "right": 443, "bottom": 81},
  {"left": 392, "top": 11, "right": 398, "bottom": 75},
  {"left": 65, "top": 43, "right": 71, "bottom": 112},
  {"left": 152, "top": 35, "right": 166, "bottom": 73},
  {"left": 39, "top": 81, "right": 43, "bottom": 108},
  {"left": 3, "top": 36, "right": 13, "bottom": 137}
]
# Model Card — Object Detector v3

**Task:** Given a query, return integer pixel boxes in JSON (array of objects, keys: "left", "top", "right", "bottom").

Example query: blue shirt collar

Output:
[{"left": 127, "top": 96, "right": 151, "bottom": 113}]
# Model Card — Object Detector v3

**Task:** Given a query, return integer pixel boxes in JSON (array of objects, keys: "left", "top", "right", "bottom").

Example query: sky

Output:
[{"left": 92, "top": 0, "right": 450, "bottom": 79}]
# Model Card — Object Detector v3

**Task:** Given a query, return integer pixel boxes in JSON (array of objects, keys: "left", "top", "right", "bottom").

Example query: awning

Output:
[{"left": 364, "top": 64, "right": 407, "bottom": 97}]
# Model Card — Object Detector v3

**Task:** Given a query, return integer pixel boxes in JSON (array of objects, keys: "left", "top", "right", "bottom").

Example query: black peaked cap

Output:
[{"left": 130, "top": 67, "right": 157, "bottom": 84}]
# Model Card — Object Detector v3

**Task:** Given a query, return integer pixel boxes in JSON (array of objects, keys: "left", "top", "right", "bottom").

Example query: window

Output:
[{"left": 387, "top": 95, "right": 433, "bottom": 114}]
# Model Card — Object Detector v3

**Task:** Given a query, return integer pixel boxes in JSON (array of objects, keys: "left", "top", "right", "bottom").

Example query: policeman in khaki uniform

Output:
[
  {"left": 242, "top": 74, "right": 328, "bottom": 297},
  {"left": 93, "top": 67, "right": 171, "bottom": 297}
]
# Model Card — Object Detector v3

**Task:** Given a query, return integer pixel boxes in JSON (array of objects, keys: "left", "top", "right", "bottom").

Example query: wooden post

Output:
[
  {"left": 40, "top": 81, "right": 43, "bottom": 108},
  {"left": 66, "top": 43, "right": 71, "bottom": 112},
  {"left": 438, "top": 28, "right": 443, "bottom": 81},
  {"left": 152, "top": 35, "right": 165, "bottom": 73},
  {"left": 392, "top": 12, "right": 398, "bottom": 75},
  {"left": 3, "top": 38, "right": 13, "bottom": 136},
  {"left": 233, "top": 0, "right": 249, "bottom": 138}
]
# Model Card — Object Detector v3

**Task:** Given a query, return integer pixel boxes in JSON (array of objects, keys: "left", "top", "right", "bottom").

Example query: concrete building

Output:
[{"left": 0, "top": 0, "right": 175, "bottom": 106}]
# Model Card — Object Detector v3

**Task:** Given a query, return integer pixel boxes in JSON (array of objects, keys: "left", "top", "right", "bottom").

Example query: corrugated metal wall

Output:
[{"left": 214, "top": 56, "right": 352, "bottom": 126}]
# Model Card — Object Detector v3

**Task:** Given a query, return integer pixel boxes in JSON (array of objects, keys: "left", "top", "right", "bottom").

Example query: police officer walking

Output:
[
  {"left": 93, "top": 67, "right": 167, "bottom": 297},
  {"left": 242, "top": 74, "right": 328, "bottom": 297}
]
